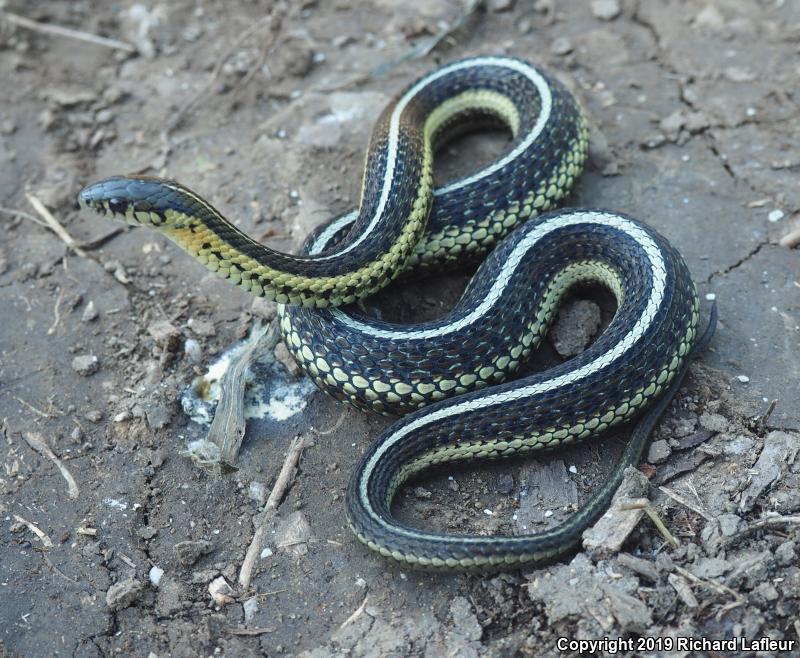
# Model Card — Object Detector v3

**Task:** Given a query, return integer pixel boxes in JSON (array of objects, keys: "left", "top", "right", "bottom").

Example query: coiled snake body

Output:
[{"left": 79, "top": 56, "right": 712, "bottom": 570}]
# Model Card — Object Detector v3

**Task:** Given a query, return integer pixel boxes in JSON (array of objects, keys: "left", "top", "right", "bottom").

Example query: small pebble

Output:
[
  {"left": 95, "top": 109, "right": 114, "bottom": 124},
  {"left": 106, "top": 578, "right": 143, "bottom": 610},
  {"left": 248, "top": 481, "right": 267, "bottom": 506},
  {"left": 591, "top": 0, "right": 621, "bottom": 20},
  {"left": 647, "top": 439, "right": 672, "bottom": 464},
  {"left": 187, "top": 317, "right": 216, "bottom": 337},
  {"left": 699, "top": 412, "right": 729, "bottom": 433},
  {"left": 148, "top": 565, "right": 164, "bottom": 587},
  {"left": 736, "top": 375, "right": 750, "bottom": 383},
  {"left": 775, "top": 540, "right": 796, "bottom": 567},
  {"left": 208, "top": 576, "right": 235, "bottom": 606},
  {"left": 705, "top": 293, "right": 716, "bottom": 301},
  {"left": 81, "top": 301, "right": 99, "bottom": 322},
  {"left": 717, "top": 513, "right": 742, "bottom": 537},
  {"left": 250, "top": 297, "right": 277, "bottom": 321},
  {"left": 148, "top": 320, "right": 180, "bottom": 344},
  {"left": 184, "top": 338, "right": 202, "bottom": 363},
  {"left": 768, "top": 209, "right": 785, "bottom": 223},
  {"left": 414, "top": 486, "right": 432, "bottom": 500},
  {"left": 243, "top": 597, "right": 260, "bottom": 624},
  {"left": 489, "top": 0, "right": 516, "bottom": 12},
  {"left": 641, "top": 132, "right": 667, "bottom": 149},
  {"left": 174, "top": 540, "right": 213, "bottom": 567},
  {"left": 550, "top": 37, "right": 574, "bottom": 56},
  {"left": 72, "top": 354, "right": 99, "bottom": 376}
]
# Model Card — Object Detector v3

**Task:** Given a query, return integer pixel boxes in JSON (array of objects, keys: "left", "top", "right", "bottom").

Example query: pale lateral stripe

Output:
[
  {"left": 308, "top": 211, "right": 359, "bottom": 256},
  {"left": 357, "top": 212, "right": 669, "bottom": 540},
  {"left": 310, "top": 56, "right": 553, "bottom": 261},
  {"left": 331, "top": 212, "right": 662, "bottom": 340}
]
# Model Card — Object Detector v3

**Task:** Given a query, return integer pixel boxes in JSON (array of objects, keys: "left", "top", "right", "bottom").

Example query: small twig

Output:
[
  {"left": 47, "top": 286, "right": 65, "bottom": 335},
  {"left": 13, "top": 514, "right": 54, "bottom": 548},
  {"left": 659, "top": 485, "right": 714, "bottom": 522},
  {"left": 25, "top": 193, "right": 88, "bottom": 258},
  {"left": 226, "top": 627, "right": 275, "bottom": 636},
  {"left": 2, "top": 11, "right": 136, "bottom": 53},
  {"left": 724, "top": 514, "right": 800, "bottom": 548},
  {"left": 255, "top": 589, "right": 287, "bottom": 602},
  {"left": 619, "top": 501, "right": 679, "bottom": 548},
  {"left": 0, "top": 205, "right": 49, "bottom": 227},
  {"left": 673, "top": 565, "right": 744, "bottom": 603},
  {"left": 11, "top": 396, "right": 56, "bottom": 419},
  {"left": 238, "top": 435, "right": 308, "bottom": 588},
  {"left": 311, "top": 411, "right": 348, "bottom": 436},
  {"left": 752, "top": 399, "right": 778, "bottom": 435},
  {"left": 40, "top": 551, "right": 80, "bottom": 586},
  {"left": 339, "top": 595, "right": 369, "bottom": 630},
  {"left": 23, "top": 431, "right": 80, "bottom": 499},
  {"left": 117, "top": 553, "right": 137, "bottom": 569}
]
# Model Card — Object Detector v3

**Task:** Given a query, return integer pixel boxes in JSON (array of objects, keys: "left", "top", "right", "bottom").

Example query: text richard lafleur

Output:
[{"left": 556, "top": 635, "right": 795, "bottom": 654}]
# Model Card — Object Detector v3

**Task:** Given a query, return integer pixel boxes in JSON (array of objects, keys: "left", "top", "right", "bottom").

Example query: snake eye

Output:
[{"left": 108, "top": 198, "right": 128, "bottom": 215}]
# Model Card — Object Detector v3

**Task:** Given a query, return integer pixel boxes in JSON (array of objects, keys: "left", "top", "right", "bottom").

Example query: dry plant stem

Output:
[
  {"left": 673, "top": 564, "right": 744, "bottom": 603},
  {"left": 238, "top": 435, "right": 307, "bottom": 589},
  {"left": 340, "top": 595, "right": 369, "bottom": 629},
  {"left": 25, "top": 193, "right": 89, "bottom": 258},
  {"left": 618, "top": 501, "right": 679, "bottom": 548},
  {"left": 724, "top": 514, "right": 800, "bottom": 548},
  {"left": 12, "top": 396, "right": 55, "bottom": 419},
  {"left": 47, "top": 286, "right": 65, "bottom": 335},
  {"left": 226, "top": 627, "right": 275, "bottom": 636},
  {"left": 40, "top": 552, "right": 80, "bottom": 586},
  {"left": 311, "top": 410, "right": 348, "bottom": 436},
  {"left": 0, "top": 206, "right": 48, "bottom": 227},
  {"left": 2, "top": 11, "right": 136, "bottom": 52},
  {"left": 23, "top": 431, "right": 80, "bottom": 499},
  {"left": 13, "top": 514, "right": 54, "bottom": 548},
  {"left": 659, "top": 485, "right": 714, "bottom": 522}
]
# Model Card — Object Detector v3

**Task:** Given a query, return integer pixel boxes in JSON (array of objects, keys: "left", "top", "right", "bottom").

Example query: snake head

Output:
[{"left": 78, "top": 176, "right": 185, "bottom": 228}]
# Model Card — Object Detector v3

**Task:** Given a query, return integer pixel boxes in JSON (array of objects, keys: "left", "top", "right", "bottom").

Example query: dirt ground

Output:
[{"left": 1, "top": 1, "right": 799, "bottom": 657}]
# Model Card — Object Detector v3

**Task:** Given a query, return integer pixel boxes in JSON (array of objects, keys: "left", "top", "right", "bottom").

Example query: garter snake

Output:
[{"left": 79, "top": 56, "right": 713, "bottom": 570}]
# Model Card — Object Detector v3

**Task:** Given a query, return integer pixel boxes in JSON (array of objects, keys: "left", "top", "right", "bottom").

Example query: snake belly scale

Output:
[{"left": 78, "top": 56, "right": 708, "bottom": 570}]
